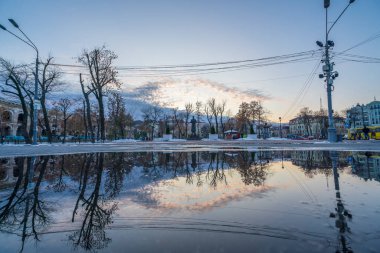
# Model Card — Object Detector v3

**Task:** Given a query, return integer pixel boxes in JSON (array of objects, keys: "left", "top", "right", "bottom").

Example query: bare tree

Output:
[
  {"left": 172, "top": 107, "right": 185, "bottom": 138},
  {"left": 217, "top": 100, "right": 226, "bottom": 137},
  {"left": 204, "top": 104, "right": 213, "bottom": 129},
  {"left": 0, "top": 58, "right": 34, "bottom": 143},
  {"left": 298, "top": 107, "right": 313, "bottom": 136},
  {"left": 251, "top": 101, "right": 267, "bottom": 137},
  {"left": 184, "top": 103, "right": 194, "bottom": 138},
  {"left": 80, "top": 73, "right": 95, "bottom": 143},
  {"left": 78, "top": 46, "right": 120, "bottom": 141},
  {"left": 38, "top": 57, "right": 63, "bottom": 143},
  {"left": 107, "top": 92, "right": 128, "bottom": 139},
  {"left": 53, "top": 98, "right": 77, "bottom": 143},
  {"left": 142, "top": 106, "right": 162, "bottom": 140},
  {"left": 207, "top": 98, "right": 219, "bottom": 134},
  {"left": 314, "top": 109, "right": 328, "bottom": 139},
  {"left": 235, "top": 102, "right": 250, "bottom": 135}
]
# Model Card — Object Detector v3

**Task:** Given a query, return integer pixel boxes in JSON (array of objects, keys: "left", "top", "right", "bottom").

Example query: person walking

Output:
[{"left": 363, "top": 126, "right": 370, "bottom": 140}]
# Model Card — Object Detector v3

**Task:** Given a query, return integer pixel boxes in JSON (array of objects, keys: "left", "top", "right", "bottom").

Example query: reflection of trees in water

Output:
[
  {"left": 129, "top": 151, "right": 270, "bottom": 188},
  {"left": 48, "top": 156, "right": 68, "bottom": 192},
  {"left": 0, "top": 151, "right": 275, "bottom": 252},
  {"left": 0, "top": 156, "right": 51, "bottom": 252},
  {"left": 234, "top": 152, "right": 269, "bottom": 186},
  {"left": 70, "top": 153, "right": 118, "bottom": 251},
  {"left": 206, "top": 152, "right": 227, "bottom": 189},
  {"left": 104, "top": 153, "right": 133, "bottom": 199}
]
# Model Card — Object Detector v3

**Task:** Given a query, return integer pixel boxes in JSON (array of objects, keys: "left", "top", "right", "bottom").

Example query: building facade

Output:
[
  {"left": 0, "top": 98, "right": 24, "bottom": 137},
  {"left": 289, "top": 115, "right": 345, "bottom": 139},
  {"left": 346, "top": 100, "right": 380, "bottom": 128}
]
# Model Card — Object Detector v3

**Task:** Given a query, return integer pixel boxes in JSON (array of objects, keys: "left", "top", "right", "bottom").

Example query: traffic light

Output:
[{"left": 324, "top": 0, "right": 330, "bottom": 8}]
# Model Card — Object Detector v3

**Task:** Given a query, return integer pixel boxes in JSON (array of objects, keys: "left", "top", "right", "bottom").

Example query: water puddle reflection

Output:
[{"left": 0, "top": 151, "right": 379, "bottom": 252}]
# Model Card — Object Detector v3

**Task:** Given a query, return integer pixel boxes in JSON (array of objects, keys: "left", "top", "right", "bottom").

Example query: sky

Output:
[{"left": 0, "top": 0, "right": 379, "bottom": 122}]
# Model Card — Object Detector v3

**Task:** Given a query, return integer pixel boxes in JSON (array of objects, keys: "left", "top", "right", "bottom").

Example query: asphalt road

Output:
[{"left": 1, "top": 139, "right": 379, "bottom": 157}]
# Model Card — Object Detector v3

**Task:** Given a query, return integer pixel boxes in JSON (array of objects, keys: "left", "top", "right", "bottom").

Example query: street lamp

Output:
[
  {"left": 0, "top": 19, "right": 39, "bottom": 145},
  {"left": 317, "top": 0, "right": 356, "bottom": 142},
  {"left": 279, "top": 116, "right": 282, "bottom": 138}
]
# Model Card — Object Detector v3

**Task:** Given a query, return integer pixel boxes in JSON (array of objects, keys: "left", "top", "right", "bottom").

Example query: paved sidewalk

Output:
[{"left": 1, "top": 140, "right": 379, "bottom": 157}]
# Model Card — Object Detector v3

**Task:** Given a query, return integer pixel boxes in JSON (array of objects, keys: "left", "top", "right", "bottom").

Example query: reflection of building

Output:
[
  {"left": 0, "top": 158, "right": 21, "bottom": 187},
  {"left": 290, "top": 151, "right": 348, "bottom": 170},
  {"left": 0, "top": 98, "right": 25, "bottom": 137},
  {"left": 349, "top": 153, "right": 380, "bottom": 182},
  {"left": 346, "top": 99, "right": 380, "bottom": 128}
]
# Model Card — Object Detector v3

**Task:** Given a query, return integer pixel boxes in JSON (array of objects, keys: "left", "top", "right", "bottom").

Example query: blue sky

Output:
[{"left": 1, "top": 0, "right": 379, "bottom": 121}]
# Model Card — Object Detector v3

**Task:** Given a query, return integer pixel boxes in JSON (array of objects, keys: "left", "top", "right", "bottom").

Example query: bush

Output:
[{"left": 210, "top": 125, "right": 216, "bottom": 134}]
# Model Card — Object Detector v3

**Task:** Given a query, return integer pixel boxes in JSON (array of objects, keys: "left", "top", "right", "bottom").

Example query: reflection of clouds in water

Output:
[{"left": 132, "top": 169, "right": 274, "bottom": 212}]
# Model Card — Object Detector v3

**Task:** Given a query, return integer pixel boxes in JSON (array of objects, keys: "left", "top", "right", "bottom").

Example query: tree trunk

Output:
[
  {"left": 83, "top": 101, "right": 88, "bottom": 141},
  {"left": 40, "top": 96, "right": 52, "bottom": 143},
  {"left": 63, "top": 117, "right": 67, "bottom": 144},
  {"left": 98, "top": 94, "right": 105, "bottom": 142}
]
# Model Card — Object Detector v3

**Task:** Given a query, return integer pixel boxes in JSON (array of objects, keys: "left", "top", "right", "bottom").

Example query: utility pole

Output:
[{"left": 317, "top": 0, "right": 356, "bottom": 142}]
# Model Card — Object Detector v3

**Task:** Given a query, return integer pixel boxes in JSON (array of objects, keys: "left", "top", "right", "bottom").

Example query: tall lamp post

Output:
[
  {"left": 279, "top": 117, "right": 282, "bottom": 138},
  {"left": 316, "top": 0, "right": 356, "bottom": 142},
  {"left": 0, "top": 19, "right": 39, "bottom": 145}
]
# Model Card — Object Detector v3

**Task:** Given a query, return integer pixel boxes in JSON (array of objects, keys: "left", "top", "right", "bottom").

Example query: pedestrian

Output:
[{"left": 363, "top": 126, "right": 370, "bottom": 140}]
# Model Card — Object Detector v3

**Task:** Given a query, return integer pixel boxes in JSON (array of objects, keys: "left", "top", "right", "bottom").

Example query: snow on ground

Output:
[
  {"left": 112, "top": 139, "right": 138, "bottom": 143},
  {"left": 169, "top": 138, "right": 187, "bottom": 142}
]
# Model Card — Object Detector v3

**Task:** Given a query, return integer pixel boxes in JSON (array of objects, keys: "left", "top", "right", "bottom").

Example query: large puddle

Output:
[{"left": 0, "top": 151, "right": 379, "bottom": 252}]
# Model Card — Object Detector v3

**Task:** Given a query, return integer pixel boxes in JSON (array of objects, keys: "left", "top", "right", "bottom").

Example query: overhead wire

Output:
[
  {"left": 336, "top": 31, "right": 380, "bottom": 55},
  {"left": 282, "top": 58, "right": 322, "bottom": 119},
  {"left": 50, "top": 50, "right": 321, "bottom": 78}
]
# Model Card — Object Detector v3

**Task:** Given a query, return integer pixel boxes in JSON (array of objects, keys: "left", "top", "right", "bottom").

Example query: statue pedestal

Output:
[
  {"left": 247, "top": 134, "right": 258, "bottom": 140},
  {"left": 208, "top": 134, "right": 218, "bottom": 140},
  {"left": 162, "top": 134, "right": 173, "bottom": 141},
  {"left": 187, "top": 134, "right": 201, "bottom": 141}
]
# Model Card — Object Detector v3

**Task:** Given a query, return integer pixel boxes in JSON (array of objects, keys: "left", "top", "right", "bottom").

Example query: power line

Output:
[
  {"left": 337, "top": 31, "right": 380, "bottom": 55},
  {"left": 46, "top": 50, "right": 319, "bottom": 72},
  {"left": 282, "top": 58, "right": 322, "bottom": 119},
  {"left": 53, "top": 53, "right": 320, "bottom": 78}
]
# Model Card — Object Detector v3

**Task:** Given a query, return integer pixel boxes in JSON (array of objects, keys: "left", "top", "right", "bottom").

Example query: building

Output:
[
  {"left": 346, "top": 99, "right": 380, "bottom": 128},
  {"left": 0, "top": 98, "right": 25, "bottom": 137},
  {"left": 289, "top": 114, "right": 345, "bottom": 139},
  {"left": 269, "top": 123, "right": 290, "bottom": 138},
  {"left": 349, "top": 152, "right": 380, "bottom": 182}
]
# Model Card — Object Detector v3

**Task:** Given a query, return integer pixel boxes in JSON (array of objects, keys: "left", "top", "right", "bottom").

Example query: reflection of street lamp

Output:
[
  {"left": 281, "top": 150, "right": 284, "bottom": 169},
  {"left": 279, "top": 117, "right": 282, "bottom": 138},
  {"left": 329, "top": 151, "right": 353, "bottom": 253},
  {"left": 317, "top": 0, "right": 356, "bottom": 142},
  {"left": 0, "top": 19, "right": 39, "bottom": 145}
]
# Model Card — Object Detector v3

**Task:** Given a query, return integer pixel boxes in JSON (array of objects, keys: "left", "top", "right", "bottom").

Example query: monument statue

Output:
[{"left": 190, "top": 116, "right": 197, "bottom": 136}]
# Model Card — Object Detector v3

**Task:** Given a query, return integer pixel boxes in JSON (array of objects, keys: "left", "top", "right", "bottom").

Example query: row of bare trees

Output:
[
  {"left": 0, "top": 46, "right": 129, "bottom": 143},
  {"left": 140, "top": 98, "right": 238, "bottom": 139},
  {"left": 2, "top": 46, "right": 269, "bottom": 142},
  {"left": 0, "top": 57, "right": 62, "bottom": 143}
]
